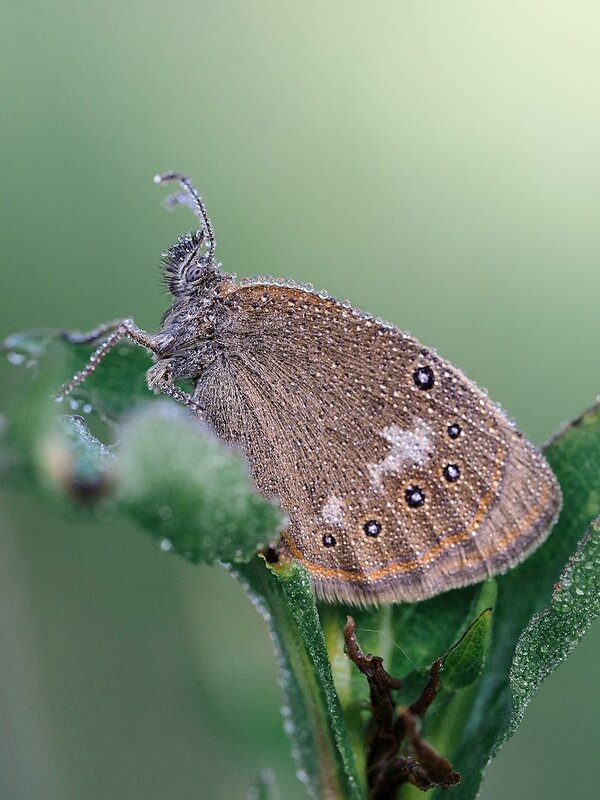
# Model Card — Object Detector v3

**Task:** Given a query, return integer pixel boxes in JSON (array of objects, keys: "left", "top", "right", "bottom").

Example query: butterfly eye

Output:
[{"left": 185, "top": 263, "right": 204, "bottom": 283}]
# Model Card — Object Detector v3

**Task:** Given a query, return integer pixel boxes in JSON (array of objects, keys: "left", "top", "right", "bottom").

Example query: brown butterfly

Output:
[{"left": 59, "top": 172, "right": 561, "bottom": 606}]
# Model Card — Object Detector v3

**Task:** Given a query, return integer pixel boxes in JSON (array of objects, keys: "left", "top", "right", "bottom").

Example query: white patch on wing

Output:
[
  {"left": 321, "top": 494, "right": 346, "bottom": 527},
  {"left": 368, "top": 421, "right": 434, "bottom": 491}
]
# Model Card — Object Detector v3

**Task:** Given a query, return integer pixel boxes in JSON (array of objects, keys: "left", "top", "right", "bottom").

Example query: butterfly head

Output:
[
  {"left": 161, "top": 229, "right": 218, "bottom": 297},
  {"left": 155, "top": 171, "right": 220, "bottom": 298}
]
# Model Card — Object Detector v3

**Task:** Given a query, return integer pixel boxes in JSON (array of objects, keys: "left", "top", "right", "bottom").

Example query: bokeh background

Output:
[{"left": 1, "top": 2, "right": 599, "bottom": 798}]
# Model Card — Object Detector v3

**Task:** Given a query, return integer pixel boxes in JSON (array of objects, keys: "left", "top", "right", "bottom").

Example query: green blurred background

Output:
[{"left": 1, "top": 2, "right": 599, "bottom": 798}]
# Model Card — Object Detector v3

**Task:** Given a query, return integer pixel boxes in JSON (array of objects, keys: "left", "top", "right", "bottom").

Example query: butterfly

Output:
[{"left": 59, "top": 172, "right": 561, "bottom": 605}]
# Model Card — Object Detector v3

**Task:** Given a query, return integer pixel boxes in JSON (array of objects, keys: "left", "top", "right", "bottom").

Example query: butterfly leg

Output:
[
  {"left": 58, "top": 319, "right": 206, "bottom": 418},
  {"left": 145, "top": 362, "right": 206, "bottom": 418},
  {"left": 60, "top": 319, "right": 128, "bottom": 345},
  {"left": 57, "top": 318, "right": 157, "bottom": 400}
]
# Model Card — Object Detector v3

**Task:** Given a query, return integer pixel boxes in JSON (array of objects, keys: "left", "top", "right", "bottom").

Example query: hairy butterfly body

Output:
[{"left": 60, "top": 173, "right": 561, "bottom": 606}]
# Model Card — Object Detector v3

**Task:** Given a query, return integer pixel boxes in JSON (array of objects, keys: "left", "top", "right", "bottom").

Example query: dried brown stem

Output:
[{"left": 343, "top": 616, "right": 460, "bottom": 799}]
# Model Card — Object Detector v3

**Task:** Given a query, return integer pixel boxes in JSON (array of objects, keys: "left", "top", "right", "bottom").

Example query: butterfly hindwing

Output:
[{"left": 193, "top": 283, "right": 560, "bottom": 605}]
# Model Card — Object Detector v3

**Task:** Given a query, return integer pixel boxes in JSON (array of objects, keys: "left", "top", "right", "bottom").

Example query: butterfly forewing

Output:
[{"left": 194, "top": 283, "right": 560, "bottom": 605}]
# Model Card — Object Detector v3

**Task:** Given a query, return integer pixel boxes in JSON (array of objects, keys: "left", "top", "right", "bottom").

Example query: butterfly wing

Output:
[{"left": 194, "top": 283, "right": 560, "bottom": 605}]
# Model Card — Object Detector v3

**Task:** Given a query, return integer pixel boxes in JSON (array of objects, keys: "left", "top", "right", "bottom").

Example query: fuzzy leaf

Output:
[
  {"left": 234, "top": 558, "right": 362, "bottom": 800},
  {"left": 4, "top": 330, "right": 152, "bottom": 422},
  {"left": 116, "top": 403, "right": 283, "bottom": 564},
  {"left": 45, "top": 414, "right": 115, "bottom": 500},
  {"left": 1, "top": 333, "right": 284, "bottom": 565},
  {"left": 509, "top": 517, "right": 600, "bottom": 734}
]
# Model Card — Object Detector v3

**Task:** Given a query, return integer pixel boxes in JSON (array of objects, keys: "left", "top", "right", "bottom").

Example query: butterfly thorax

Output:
[{"left": 150, "top": 268, "right": 235, "bottom": 382}]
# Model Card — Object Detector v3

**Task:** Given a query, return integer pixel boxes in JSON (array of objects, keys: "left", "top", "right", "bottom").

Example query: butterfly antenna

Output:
[{"left": 154, "top": 172, "right": 216, "bottom": 264}]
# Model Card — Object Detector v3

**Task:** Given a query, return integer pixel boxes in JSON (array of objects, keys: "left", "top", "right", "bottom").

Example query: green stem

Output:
[{"left": 232, "top": 557, "right": 362, "bottom": 800}]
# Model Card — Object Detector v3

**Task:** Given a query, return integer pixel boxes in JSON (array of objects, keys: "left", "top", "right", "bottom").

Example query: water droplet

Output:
[
  {"left": 159, "top": 537, "right": 173, "bottom": 552},
  {"left": 6, "top": 352, "right": 26, "bottom": 366},
  {"left": 295, "top": 769, "right": 309, "bottom": 786},
  {"left": 283, "top": 718, "right": 295, "bottom": 735}
]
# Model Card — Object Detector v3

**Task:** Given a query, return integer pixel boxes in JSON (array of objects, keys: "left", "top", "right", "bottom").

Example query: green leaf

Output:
[
  {"left": 442, "top": 608, "right": 492, "bottom": 691},
  {"left": 509, "top": 517, "right": 600, "bottom": 734},
  {"left": 234, "top": 557, "right": 361, "bottom": 800},
  {"left": 1, "top": 335, "right": 116, "bottom": 505},
  {"left": 116, "top": 403, "right": 283, "bottom": 564},
  {"left": 1, "top": 333, "right": 284, "bottom": 565},
  {"left": 48, "top": 414, "right": 115, "bottom": 500},
  {"left": 4, "top": 331, "right": 152, "bottom": 422}
]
